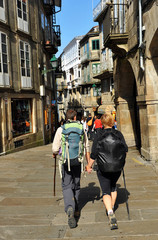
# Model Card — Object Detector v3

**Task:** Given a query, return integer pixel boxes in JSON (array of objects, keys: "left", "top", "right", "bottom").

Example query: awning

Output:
[{"left": 98, "top": 105, "right": 115, "bottom": 114}]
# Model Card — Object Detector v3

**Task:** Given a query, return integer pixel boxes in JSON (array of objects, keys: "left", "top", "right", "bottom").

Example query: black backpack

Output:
[{"left": 96, "top": 129, "right": 127, "bottom": 172}]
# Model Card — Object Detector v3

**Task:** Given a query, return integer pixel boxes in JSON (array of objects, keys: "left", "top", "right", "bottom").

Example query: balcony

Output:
[
  {"left": 93, "top": 0, "right": 109, "bottom": 22},
  {"left": 43, "top": 0, "right": 61, "bottom": 15},
  {"left": 103, "top": 3, "right": 128, "bottom": 50},
  {"left": 44, "top": 25, "right": 61, "bottom": 53},
  {"left": 80, "top": 51, "right": 89, "bottom": 63},
  {"left": 71, "top": 78, "right": 81, "bottom": 88},
  {"left": 81, "top": 50, "right": 100, "bottom": 63},
  {"left": 101, "top": 58, "right": 113, "bottom": 72},
  {"left": 93, "top": 59, "right": 113, "bottom": 80},
  {"left": 43, "top": 0, "right": 54, "bottom": 15},
  {"left": 53, "top": 25, "right": 61, "bottom": 46}
]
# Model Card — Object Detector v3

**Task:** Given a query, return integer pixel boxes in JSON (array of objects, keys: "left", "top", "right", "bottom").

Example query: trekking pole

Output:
[
  {"left": 122, "top": 169, "right": 130, "bottom": 220},
  {"left": 53, "top": 155, "right": 57, "bottom": 196}
]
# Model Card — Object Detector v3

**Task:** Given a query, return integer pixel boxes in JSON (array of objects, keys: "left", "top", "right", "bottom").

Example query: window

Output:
[
  {"left": 41, "top": 11, "right": 44, "bottom": 29},
  {"left": 92, "top": 40, "right": 99, "bottom": 50},
  {"left": 19, "top": 40, "right": 32, "bottom": 88},
  {"left": 92, "top": 63, "right": 100, "bottom": 75},
  {"left": 93, "top": 86, "right": 101, "bottom": 97},
  {"left": 88, "top": 87, "right": 91, "bottom": 97},
  {"left": 0, "top": 0, "right": 5, "bottom": 21},
  {"left": 11, "top": 99, "right": 32, "bottom": 137},
  {"left": 0, "top": 32, "right": 9, "bottom": 86},
  {"left": 0, "top": 0, "right": 3, "bottom": 7},
  {"left": 17, "top": 0, "right": 28, "bottom": 32}
]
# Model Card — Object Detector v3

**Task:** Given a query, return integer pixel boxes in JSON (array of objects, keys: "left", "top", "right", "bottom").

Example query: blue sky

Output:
[{"left": 56, "top": 0, "right": 99, "bottom": 57}]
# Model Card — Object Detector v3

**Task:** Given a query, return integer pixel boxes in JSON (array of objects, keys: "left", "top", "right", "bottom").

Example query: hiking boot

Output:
[
  {"left": 67, "top": 207, "right": 77, "bottom": 229},
  {"left": 108, "top": 213, "right": 118, "bottom": 230}
]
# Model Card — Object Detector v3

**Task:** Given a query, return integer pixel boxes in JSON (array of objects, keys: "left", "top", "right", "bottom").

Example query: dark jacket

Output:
[{"left": 90, "top": 128, "right": 128, "bottom": 160}]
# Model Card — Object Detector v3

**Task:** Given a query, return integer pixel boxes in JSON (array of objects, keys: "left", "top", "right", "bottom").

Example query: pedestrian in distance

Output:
[
  {"left": 86, "top": 113, "right": 128, "bottom": 230},
  {"left": 92, "top": 114, "right": 103, "bottom": 134},
  {"left": 81, "top": 116, "right": 88, "bottom": 133},
  {"left": 52, "top": 109, "right": 90, "bottom": 229},
  {"left": 86, "top": 113, "right": 95, "bottom": 141}
]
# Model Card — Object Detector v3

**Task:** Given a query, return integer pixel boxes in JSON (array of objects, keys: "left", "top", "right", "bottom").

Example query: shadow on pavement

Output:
[
  {"left": 78, "top": 182, "right": 101, "bottom": 211},
  {"left": 115, "top": 183, "right": 130, "bottom": 211}
]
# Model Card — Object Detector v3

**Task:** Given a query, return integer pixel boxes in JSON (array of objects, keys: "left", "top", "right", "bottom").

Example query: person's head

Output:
[
  {"left": 101, "top": 113, "right": 114, "bottom": 128},
  {"left": 66, "top": 109, "right": 77, "bottom": 121},
  {"left": 88, "top": 113, "right": 91, "bottom": 117}
]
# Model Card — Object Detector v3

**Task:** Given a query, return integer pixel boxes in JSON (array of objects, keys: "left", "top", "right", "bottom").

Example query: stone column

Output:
[{"left": 115, "top": 97, "right": 137, "bottom": 147}]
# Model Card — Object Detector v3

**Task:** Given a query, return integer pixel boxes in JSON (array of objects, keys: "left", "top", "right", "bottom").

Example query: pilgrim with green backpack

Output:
[{"left": 52, "top": 109, "right": 90, "bottom": 229}]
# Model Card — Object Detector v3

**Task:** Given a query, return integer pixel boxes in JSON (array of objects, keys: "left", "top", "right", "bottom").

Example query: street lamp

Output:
[
  {"left": 50, "top": 55, "right": 58, "bottom": 70},
  {"left": 50, "top": 55, "right": 58, "bottom": 140}
]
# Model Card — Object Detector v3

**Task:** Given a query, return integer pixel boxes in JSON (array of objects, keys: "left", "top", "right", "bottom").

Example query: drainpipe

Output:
[{"left": 138, "top": 0, "right": 145, "bottom": 71}]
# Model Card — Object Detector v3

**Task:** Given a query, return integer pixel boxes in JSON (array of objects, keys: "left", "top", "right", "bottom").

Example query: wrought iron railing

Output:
[
  {"left": 93, "top": 0, "right": 109, "bottom": 21},
  {"left": 110, "top": 3, "right": 127, "bottom": 34},
  {"left": 43, "top": 0, "right": 53, "bottom": 4},
  {"left": 44, "top": 25, "right": 61, "bottom": 46},
  {"left": 103, "top": 3, "right": 128, "bottom": 42}
]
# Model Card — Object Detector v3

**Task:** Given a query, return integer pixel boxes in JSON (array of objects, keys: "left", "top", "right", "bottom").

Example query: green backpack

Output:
[{"left": 60, "top": 121, "right": 84, "bottom": 172}]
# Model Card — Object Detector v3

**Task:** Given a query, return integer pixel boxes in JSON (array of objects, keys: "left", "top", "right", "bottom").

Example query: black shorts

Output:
[{"left": 97, "top": 169, "right": 121, "bottom": 196}]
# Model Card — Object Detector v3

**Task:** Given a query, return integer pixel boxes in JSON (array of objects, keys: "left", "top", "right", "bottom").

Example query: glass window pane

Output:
[
  {"left": 1, "top": 33, "right": 6, "bottom": 43},
  {"left": 23, "top": 12, "right": 27, "bottom": 21},
  {"left": 20, "top": 41, "right": 31, "bottom": 78},
  {"left": 23, "top": 3, "right": 26, "bottom": 12},
  {"left": 22, "top": 68, "right": 25, "bottom": 76},
  {"left": 17, "top": 0, "right": 21, "bottom": 9},
  {"left": 2, "top": 44, "right": 7, "bottom": 53},
  {"left": 26, "top": 52, "right": 29, "bottom": 60},
  {"left": 21, "top": 59, "right": 25, "bottom": 67},
  {"left": 0, "top": 0, "right": 4, "bottom": 8},
  {"left": 26, "top": 60, "right": 29, "bottom": 68},
  {"left": 25, "top": 44, "right": 28, "bottom": 51},
  {"left": 27, "top": 68, "right": 30, "bottom": 77},
  {"left": 2, "top": 54, "right": 7, "bottom": 63},
  {"left": 18, "top": 9, "right": 22, "bottom": 18},
  {"left": 3, "top": 63, "right": 8, "bottom": 73},
  {"left": 96, "top": 40, "right": 99, "bottom": 49},
  {"left": 92, "top": 41, "right": 95, "bottom": 50},
  {"left": 11, "top": 99, "right": 32, "bottom": 138},
  {"left": 20, "top": 41, "right": 24, "bottom": 50},
  {"left": 20, "top": 50, "right": 24, "bottom": 59}
]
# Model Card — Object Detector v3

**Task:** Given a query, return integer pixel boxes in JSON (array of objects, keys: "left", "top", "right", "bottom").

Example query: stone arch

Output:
[{"left": 115, "top": 58, "right": 141, "bottom": 148}]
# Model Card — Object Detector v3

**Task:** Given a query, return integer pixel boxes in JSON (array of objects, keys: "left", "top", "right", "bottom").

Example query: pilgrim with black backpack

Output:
[{"left": 86, "top": 113, "right": 128, "bottom": 230}]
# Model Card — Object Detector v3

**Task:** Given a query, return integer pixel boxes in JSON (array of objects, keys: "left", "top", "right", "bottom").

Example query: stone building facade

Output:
[
  {"left": 93, "top": 1, "right": 115, "bottom": 115},
  {"left": 0, "top": 0, "right": 61, "bottom": 154},
  {"left": 59, "top": 36, "right": 83, "bottom": 120},
  {"left": 93, "top": 0, "right": 158, "bottom": 162},
  {"left": 58, "top": 27, "right": 102, "bottom": 120},
  {"left": 79, "top": 26, "right": 101, "bottom": 117}
]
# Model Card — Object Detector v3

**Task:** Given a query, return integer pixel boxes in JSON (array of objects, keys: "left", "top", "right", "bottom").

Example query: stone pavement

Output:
[{"left": 0, "top": 144, "right": 158, "bottom": 240}]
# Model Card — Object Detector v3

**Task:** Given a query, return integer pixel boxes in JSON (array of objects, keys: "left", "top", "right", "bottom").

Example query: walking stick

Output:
[
  {"left": 122, "top": 169, "right": 130, "bottom": 220},
  {"left": 53, "top": 155, "right": 56, "bottom": 196}
]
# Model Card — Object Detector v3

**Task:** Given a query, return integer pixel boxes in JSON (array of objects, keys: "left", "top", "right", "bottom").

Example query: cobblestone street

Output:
[{"left": 0, "top": 144, "right": 158, "bottom": 239}]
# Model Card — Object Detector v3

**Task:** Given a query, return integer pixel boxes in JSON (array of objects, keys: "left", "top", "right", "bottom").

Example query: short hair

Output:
[
  {"left": 66, "top": 109, "right": 77, "bottom": 120},
  {"left": 101, "top": 113, "right": 114, "bottom": 128}
]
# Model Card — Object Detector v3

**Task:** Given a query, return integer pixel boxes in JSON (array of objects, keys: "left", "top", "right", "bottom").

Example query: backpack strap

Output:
[{"left": 65, "top": 135, "right": 71, "bottom": 171}]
